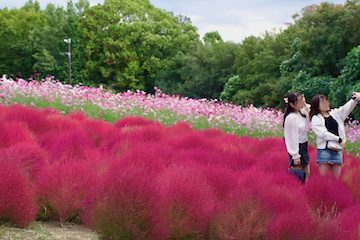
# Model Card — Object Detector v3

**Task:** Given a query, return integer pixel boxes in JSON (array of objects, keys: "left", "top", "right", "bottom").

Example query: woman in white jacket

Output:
[
  {"left": 284, "top": 92, "right": 310, "bottom": 182},
  {"left": 310, "top": 93, "right": 359, "bottom": 178}
]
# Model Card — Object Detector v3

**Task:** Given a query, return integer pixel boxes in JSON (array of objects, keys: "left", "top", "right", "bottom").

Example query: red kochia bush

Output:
[
  {"left": 209, "top": 188, "right": 271, "bottom": 240},
  {"left": 200, "top": 165, "right": 239, "bottom": 201},
  {"left": 51, "top": 129, "right": 96, "bottom": 163},
  {"left": 0, "top": 159, "right": 37, "bottom": 227},
  {"left": 44, "top": 113, "right": 81, "bottom": 133},
  {"left": 0, "top": 121, "right": 34, "bottom": 149},
  {"left": 166, "top": 131, "right": 217, "bottom": 151},
  {"left": 0, "top": 105, "right": 8, "bottom": 119},
  {"left": 117, "top": 143, "right": 176, "bottom": 177},
  {"left": 0, "top": 142, "right": 49, "bottom": 181},
  {"left": 338, "top": 203, "right": 360, "bottom": 239},
  {"left": 67, "top": 111, "right": 88, "bottom": 121},
  {"left": 221, "top": 149, "right": 258, "bottom": 171},
  {"left": 82, "top": 119, "right": 115, "bottom": 147},
  {"left": 35, "top": 162, "right": 96, "bottom": 222},
  {"left": 266, "top": 209, "right": 344, "bottom": 240},
  {"left": 252, "top": 137, "right": 287, "bottom": 156},
  {"left": 107, "top": 124, "right": 166, "bottom": 159},
  {"left": 81, "top": 163, "right": 168, "bottom": 239},
  {"left": 158, "top": 164, "right": 217, "bottom": 239},
  {"left": 342, "top": 154, "right": 360, "bottom": 201},
  {"left": 2, "top": 104, "right": 50, "bottom": 134},
  {"left": 123, "top": 123, "right": 165, "bottom": 144},
  {"left": 255, "top": 150, "right": 289, "bottom": 173},
  {"left": 164, "top": 122, "right": 193, "bottom": 136},
  {"left": 201, "top": 128, "right": 224, "bottom": 139},
  {"left": 218, "top": 134, "right": 249, "bottom": 152},
  {"left": 304, "top": 175, "right": 354, "bottom": 217}
]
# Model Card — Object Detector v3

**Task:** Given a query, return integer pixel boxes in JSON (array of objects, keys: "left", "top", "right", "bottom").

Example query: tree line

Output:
[{"left": 1, "top": 0, "right": 360, "bottom": 113}]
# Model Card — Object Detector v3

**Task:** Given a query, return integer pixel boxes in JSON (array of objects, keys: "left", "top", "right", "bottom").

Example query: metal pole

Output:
[{"left": 68, "top": 39, "right": 71, "bottom": 85}]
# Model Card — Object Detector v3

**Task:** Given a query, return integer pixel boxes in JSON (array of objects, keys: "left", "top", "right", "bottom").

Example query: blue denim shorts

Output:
[
  {"left": 316, "top": 148, "right": 343, "bottom": 165},
  {"left": 288, "top": 142, "right": 310, "bottom": 167}
]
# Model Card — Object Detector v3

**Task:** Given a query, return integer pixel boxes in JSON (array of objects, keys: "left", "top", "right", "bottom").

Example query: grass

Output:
[{"left": 0, "top": 221, "right": 99, "bottom": 240}]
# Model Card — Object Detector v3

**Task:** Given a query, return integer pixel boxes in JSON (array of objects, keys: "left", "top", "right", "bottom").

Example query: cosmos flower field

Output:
[{"left": 1, "top": 80, "right": 360, "bottom": 239}]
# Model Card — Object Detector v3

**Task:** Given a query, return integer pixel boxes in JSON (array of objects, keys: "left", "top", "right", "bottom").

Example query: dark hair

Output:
[
  {"left": 283, "top": 92, "right": 305, "bottom": 127},
  {"left": 9, "top": 74, "right": 15, "bottom": 80},
  {"left": 15, "top": 72, "right": 22, "bottom": 79},
  {"left": 309, "top": 94, "right": 329, "bottom": 120}
]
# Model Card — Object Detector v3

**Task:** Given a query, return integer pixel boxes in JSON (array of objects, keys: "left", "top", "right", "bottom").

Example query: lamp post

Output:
[{"left": 60, "top": 38, "right": 71, "bottom": 84}]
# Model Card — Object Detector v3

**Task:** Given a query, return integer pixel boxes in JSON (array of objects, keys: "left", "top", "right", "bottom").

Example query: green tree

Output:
[
  {"left": 0, "top": 1, "right": 47, "bottom": 77},
  {"left": 279, "top": 2, "right": 360, "bottom": 107},
  {"left": 203, "top": 31, "right": 223, "bottom": 45},
  {"left": 33, "top": 48, "right": 57, "bottom": 74},
  {"left": 330, "top": 45, "right": 360, "bottom": 119},
  {"left": 290, "top": 71, "right": 333, "bottom": 99},
  {"left": 229, "top": 28, "right": 296, "bottom": 108},
  {"left": 155, "top": 41, "right": 238, "bottom": 99},
  {"left": 79, "top": 0, "right": 199, "bottom": 91},
  {"left": 220, "top": 75, "right": 243, "bottom": 101},
  {"left": 31, "top": 3, "right": 66, "bottom": 76},
  {"left": 291, "top": 2, "right": 360, "bottom": 77}
]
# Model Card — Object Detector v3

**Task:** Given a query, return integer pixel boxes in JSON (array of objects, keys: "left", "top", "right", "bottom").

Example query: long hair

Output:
[
  {"left": 309, "top": 94, "right": 329, "bottom": 120},
  {"left": 283, "top": 92, "right": 304, "bottom": 127}
]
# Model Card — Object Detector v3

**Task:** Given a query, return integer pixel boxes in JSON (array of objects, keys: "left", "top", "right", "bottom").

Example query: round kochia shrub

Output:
[
  {"left": 0, "top": 121, "right": 34, "bottom": 149},
  {"left": 209, "top": 189, "right": 271, "bottom": 240},
  {"left": 81, "top": 163, "right": 168, "bottom": 239},
  {"left": 304, "top": 175, "right": 354, "bottom": 217},
  {"left": 342, "top": 154, "right": 360, "bottom": 202},
  {"left": 35, "top": 161, "right": 96, "bottom": 222},
  {"left": 158, "top": 164, "right": 217, "bottom": 239},
  {"left": 0, "top": 142, "right": 49, "bottom": 181},
  {"left": 51, "top": 129, "right": 96, "bottom": 163},
  {"left": 338, "top": 203, "right": 360, "bottom": 239},
  {"left": 0, "top": 159, "right": 37, "bottom": 227}
]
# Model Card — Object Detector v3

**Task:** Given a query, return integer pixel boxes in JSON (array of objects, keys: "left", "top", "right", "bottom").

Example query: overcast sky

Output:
[{"left": 1, "top": 0, "right": 346, "bottom": 43}]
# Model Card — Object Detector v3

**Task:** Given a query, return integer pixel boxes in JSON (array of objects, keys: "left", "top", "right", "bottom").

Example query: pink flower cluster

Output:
[
  {"left": 0, "top": 80, "right": 283, "bottom": 136},
  {"left": 1, "top": 105, "right": 360, "bottom": 239}
]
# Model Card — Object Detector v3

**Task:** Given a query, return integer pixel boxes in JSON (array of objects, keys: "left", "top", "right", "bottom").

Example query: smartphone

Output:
[{"left": 350, "top": 92, "right": 356, "bottom": 99}]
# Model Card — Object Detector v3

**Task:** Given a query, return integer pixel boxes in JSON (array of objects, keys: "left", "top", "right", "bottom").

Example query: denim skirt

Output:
[
  {"left": 288, "top": 142, "right": 310, "bottom": 167},
  {"left": 317, "top": 148, "right": 343, "bottom": 165}
]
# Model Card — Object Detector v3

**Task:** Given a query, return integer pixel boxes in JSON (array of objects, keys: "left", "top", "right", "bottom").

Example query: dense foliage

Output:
[{"left": 1, "top": 0, "right": 360, "bottom": 111}]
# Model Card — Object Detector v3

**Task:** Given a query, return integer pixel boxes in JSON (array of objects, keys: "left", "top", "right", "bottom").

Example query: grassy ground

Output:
[{"left": 0, "top": 221, "right": 98, "bottom": 240}]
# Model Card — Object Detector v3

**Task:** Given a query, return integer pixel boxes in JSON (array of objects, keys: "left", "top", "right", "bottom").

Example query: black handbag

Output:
[{"left": 287, "top": 168, "right": 306, "bottom": 184}]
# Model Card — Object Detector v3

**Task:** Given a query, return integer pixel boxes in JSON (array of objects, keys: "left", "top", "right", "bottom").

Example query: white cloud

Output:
[
  {"left": 89, "top": 2, "right": 98, "bottom": 7},
  {"left": 198, "top": 21, "right": 287, "bottom": 43},
  {"left": 185, "top": 14, "right": 202, "bottom": 23}
]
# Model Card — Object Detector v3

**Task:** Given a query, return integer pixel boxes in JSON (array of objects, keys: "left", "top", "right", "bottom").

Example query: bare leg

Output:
[
  {"left": 301, "top": 164, "right": 310, "bottom": 182},
  {"left": 318, "top": 163, "right": 331, "bottom": 175},
  {"left": 330, "top": 164, "right": 342, "bottom": 179}
]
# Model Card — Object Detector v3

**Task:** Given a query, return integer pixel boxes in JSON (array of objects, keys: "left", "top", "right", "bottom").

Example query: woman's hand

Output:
[
  {"left": 294, "top": 158, "right": 301, "bottom": 166},
  {"left": 341, "top": 141, "right": 346, "bottom": 149},
  {"left": 352, "top": 92, "right": 360, "bottom": 102}
]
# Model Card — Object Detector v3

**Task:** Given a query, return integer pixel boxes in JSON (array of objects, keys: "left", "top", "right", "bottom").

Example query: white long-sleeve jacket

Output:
[
  {"left": 311, "top": 99, "right": 357, "bottom": 149},
  {"left": 284, "top": 106, "right": 310, "bottom": 160}
]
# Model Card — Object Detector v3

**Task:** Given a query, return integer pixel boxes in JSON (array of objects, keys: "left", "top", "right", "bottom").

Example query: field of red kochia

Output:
[{"left": 1, "top": 104, "right": 360, "bottom": 239}]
